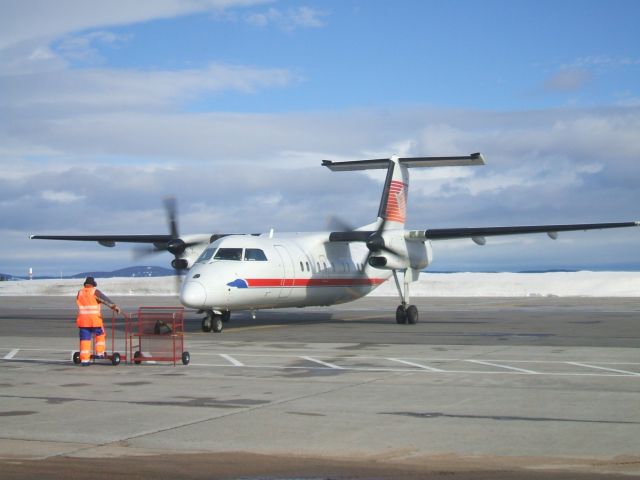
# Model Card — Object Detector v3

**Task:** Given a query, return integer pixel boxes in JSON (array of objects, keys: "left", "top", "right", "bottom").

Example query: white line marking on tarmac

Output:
[
  {"left": 300, "top": 356, "right": 344, "bottom": 369},
  {"left": 3, "top": 349, "right": 19, "bottom": 359},
  {"left": 387, "top": 357, "right": 444, "bottom": 372},
  {"left": 2, "top": 345, "right": 639, "bottom": 378},
  {"left": 566, "top": 362, "right": 640, "bottom": 376},
  {"left": 219, "top": 353, "right": 244, "bottom": 367},
  {"left": 467, "top": 359, "right": 539, "bottom": 374}
]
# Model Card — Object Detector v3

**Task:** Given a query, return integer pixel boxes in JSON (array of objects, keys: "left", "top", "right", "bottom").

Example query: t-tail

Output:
[{"left": 322, "top": 153, "right": 485, "bottom": 230}]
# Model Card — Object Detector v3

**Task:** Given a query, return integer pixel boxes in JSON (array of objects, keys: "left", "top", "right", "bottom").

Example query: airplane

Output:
[{"left": 31, "top": 153, "right": 639, "bottom": 333}]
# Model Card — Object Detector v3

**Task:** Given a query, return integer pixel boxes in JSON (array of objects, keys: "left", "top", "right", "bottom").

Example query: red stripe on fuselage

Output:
[{"left": 245, "top": 278, "right": 386, "bottom": 288}]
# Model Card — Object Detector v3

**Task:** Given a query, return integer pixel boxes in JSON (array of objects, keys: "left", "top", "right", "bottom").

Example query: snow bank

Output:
[
  {"left": 373, "top": 272, "right": 640, "bottom": 297},
  {"left": 1, "top": 272, "right": 639, "bottom": 297}
]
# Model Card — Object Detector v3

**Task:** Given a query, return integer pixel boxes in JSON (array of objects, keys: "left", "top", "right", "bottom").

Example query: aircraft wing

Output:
[
  {"left": 29, "top": 234, "right": 174, "bottom": 248},
  {"left": 423, "top": 221, "right": 640, "bottom": 241}
]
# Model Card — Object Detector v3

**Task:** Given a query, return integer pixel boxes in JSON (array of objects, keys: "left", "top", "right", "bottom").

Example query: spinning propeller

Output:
[
  {"left": 327, "top": 215, "right": 403, "bottom": 271},
  {"left": 133, "top": 197, "right": 207, "bottom": 278}
]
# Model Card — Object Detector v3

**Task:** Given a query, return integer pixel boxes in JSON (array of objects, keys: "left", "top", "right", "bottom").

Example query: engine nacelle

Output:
[
  {"left": 171, "top": 258, "right": 189, "bottom": 270},
  {"left": 368, "top": 254, "right": 410, "bottom": 270}
]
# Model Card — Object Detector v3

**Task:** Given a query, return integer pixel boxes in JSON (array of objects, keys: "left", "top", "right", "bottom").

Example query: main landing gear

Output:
[
  {"left": 392, "top": 269, "right": 419, "bottom": 325},
  {"left": 201, "top": 310, "right": 231, "bottom": 333}
]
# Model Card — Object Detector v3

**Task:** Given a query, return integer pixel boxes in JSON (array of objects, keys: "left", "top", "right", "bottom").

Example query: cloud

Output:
[
  {"left": 41, "top": 190, "right": 86, "bottom": 204},
  {"left": 0, "top": 0, "right": 269, "bottom": 50},
  {"left": 245, "top": 6, "right": 328, "bottom": 30},
  {"left": 568, "top": 55, "right": 640, "bottom": 69},
  {"left": 54, "top": 30, "right": 132, "bottom": 64},
  {"left": 543, "top": 67, "right": 593, "bottom": 92},
  {"left": 0, "top": 62, "right": 295, "bottom": 115}
]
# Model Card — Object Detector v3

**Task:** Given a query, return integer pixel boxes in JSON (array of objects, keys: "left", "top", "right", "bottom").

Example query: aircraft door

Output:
[{"left": 274, "top": 244, "right": 294, "bottom": 298}]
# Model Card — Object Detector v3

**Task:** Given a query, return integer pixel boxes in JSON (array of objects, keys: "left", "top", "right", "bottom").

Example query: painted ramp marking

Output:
[
  {"left": 387, "top": 358, "right": 445, "bottom": 372},
  {"left": 300, "top": 356, "right": 344, "bottom": 369},
  {"left": 566, "top": 362, "right": 640, "bottom": 377},
  {"left": 467, "top": 359, "right": 539, "bottom": 374},
  {"left": 219, "top": 354, "right": 244, "bottom": 367},
  {"left": 3, "top": 349, "right": 19, "bottom": 360}
]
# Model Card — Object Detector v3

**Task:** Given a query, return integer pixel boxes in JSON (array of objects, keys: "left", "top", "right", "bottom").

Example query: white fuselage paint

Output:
[{"left": 180, "top": 232, "right": 429, "bottom": 312}]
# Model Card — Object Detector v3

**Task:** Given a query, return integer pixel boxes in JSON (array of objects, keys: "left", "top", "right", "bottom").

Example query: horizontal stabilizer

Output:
[{"left": 322, "top": 153, "right": 484, "bottom": 171}]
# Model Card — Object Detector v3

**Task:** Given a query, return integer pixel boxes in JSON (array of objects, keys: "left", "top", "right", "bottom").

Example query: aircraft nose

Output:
[{"left": 180, "top": 281, "right": 207, "bottom": 308}]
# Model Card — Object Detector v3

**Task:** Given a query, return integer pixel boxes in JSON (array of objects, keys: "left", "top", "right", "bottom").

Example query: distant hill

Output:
[
  {"left": 1, "top": 266, "right": 176, "bottom": 281},
  {"left": 71, "top": 266, "right": 176, "bottom": 279}
]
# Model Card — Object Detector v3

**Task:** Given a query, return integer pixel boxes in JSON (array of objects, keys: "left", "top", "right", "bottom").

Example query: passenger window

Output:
[
  {"left": 213, "top": 248, "right": 243, "bottom": 261},
  {"left": 305, "top": 261, "right": 310, "bottom": 272},
  {"left": 300, "top": 261, "right": 304, "bottom": 271},
  {"left": 244, "top": 248, "right": 267, "bottom": 261}
]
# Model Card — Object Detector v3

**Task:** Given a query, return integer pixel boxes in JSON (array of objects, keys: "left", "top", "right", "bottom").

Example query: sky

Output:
[{"left": 1, "top": 0, "right": 640, "bottom": 276}]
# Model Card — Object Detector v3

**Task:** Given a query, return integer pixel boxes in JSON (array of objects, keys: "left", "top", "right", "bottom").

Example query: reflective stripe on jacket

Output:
[{"left": 76, "top": 287, "right": 103, "bottom": 328}]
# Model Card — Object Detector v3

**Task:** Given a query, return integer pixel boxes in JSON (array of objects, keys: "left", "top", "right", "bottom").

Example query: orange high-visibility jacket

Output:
[{"left": 76, "top": 286, "right": 103, "bottom": 328}]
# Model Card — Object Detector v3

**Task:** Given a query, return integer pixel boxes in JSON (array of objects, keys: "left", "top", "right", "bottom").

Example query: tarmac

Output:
[{"left": 0, "top": 295, "right": 639, "bottom": 479}]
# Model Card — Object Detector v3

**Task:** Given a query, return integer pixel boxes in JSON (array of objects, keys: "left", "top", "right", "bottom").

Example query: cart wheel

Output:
[
  {"left": 72, "top": 351, "right": 80, "bottom": 364},
  {"left": 134, "top": 350, "right": 142, "bottom": 365},
  {"left": 181, "top": 351, "right": 190, "bottom": 365},
  {"left": 111, "top": 352, "right": 121, "bottom": 366}
]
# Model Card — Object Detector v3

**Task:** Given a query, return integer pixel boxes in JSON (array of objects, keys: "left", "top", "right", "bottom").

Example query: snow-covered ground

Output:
[{"left": 1, "top": 271, "right": 639, "bottom": 297}]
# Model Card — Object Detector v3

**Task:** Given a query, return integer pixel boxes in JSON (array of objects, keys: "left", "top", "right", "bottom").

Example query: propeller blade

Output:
[
  {"left": 164, "top": 196, "right": 179, "bottom": 239},
  {"left": 326, "top": 215, "right": 356, "bottom": 232},
  {"left": 131, "top": 244, "right": 163, "bottom": 261}
]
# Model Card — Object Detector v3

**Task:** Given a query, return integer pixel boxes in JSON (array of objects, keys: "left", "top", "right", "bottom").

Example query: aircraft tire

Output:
[
  {"left": 406, "top": 305, "right": 418, "bottom": 324},
  {"left": 202, "top": 316, "right": 213, "bottom": 332},
  {"left": 212, "top": 316, "right": 223, "bottom": 333},
  {"left": 396, "top": 306, "right": 407, "bottom": 324}
]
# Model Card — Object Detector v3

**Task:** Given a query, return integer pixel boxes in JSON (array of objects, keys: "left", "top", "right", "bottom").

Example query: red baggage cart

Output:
[{"left": 126, "top": 306, "right": 190, "bottom": 365}]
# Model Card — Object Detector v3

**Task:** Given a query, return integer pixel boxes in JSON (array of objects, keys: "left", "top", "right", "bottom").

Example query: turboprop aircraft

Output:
[{"left": 31, "top": 153, "right": 639, "bottom": 333}]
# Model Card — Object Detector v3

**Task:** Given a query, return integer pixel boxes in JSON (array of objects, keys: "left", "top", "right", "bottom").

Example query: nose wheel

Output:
[{"left": 201, "top": 310, "right": 229, "bottom": 333}]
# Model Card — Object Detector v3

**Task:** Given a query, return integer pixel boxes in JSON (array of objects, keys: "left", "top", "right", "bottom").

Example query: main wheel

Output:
[
  {"left": 133, "top": 350, "right": 142, "bottom": 365},
  {"left": 212, "top": 316, "right": 223, "bottom": 333},
  {"left": 72, "top": 351, "right": 80, "bottom": 364},
  {"left": 111, "top": 352, "right": 121, "bottom": 366},
  {"left": 201, "top": 316, "right": 213, "bottom": 332},
  {"left": 406, "top": 305, "right": 419, "bottom": 324},
  {"left": 181, "top": 351, "right": 190, "bottom": 365},
  {"left": 396, "top": 306, "right": 407, "bottom": 324}
]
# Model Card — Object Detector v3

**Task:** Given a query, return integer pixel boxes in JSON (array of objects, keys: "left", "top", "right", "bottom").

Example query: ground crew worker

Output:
[{"left": 76, "top": 276, "right": 121, "bottom": 366}]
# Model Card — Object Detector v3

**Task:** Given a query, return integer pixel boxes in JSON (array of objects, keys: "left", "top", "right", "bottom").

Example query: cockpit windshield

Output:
[
  {"left": 196, "top": 247, "right": 216, "bottom": 263},
  {"left": 213, "top": 248, "right": 243, "bottom": 261},
  {"left": 196, "top": 246, "right": 268, "bottom": 263}
]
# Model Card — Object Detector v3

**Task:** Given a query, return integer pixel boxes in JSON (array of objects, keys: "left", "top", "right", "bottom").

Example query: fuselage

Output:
[{"left": 180, "top": 232, "right": 397, "bottom": 311}]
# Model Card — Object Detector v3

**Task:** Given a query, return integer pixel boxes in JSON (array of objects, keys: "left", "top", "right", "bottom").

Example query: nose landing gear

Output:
[{"left": 201, "top": 310, "right": 231, "bottom": 333}]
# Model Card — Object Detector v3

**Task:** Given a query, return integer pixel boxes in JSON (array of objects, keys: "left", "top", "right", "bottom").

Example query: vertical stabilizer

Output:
[{"left": 377, "top": 156, "right": 409, "bottom": 229}]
